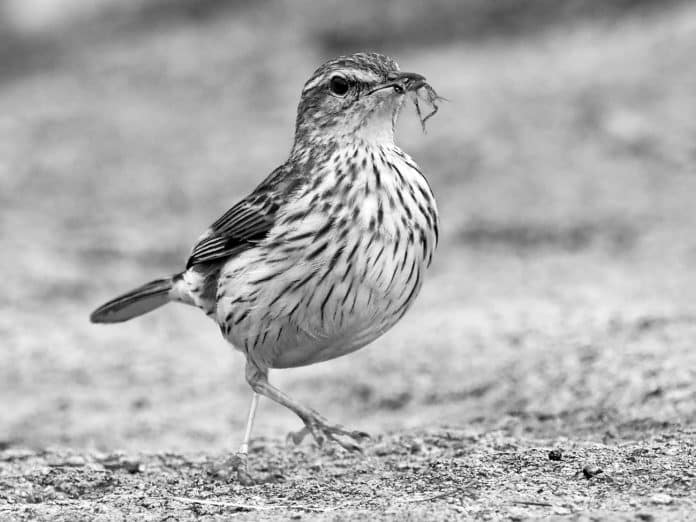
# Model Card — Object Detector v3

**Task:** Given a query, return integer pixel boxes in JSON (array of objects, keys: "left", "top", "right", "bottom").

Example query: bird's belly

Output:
[
  {"left": 216, "top": 228, "right": 425, "bottom": 369},
  {"left": 271, "top": 271, "right": 419, "bottom": 369}
]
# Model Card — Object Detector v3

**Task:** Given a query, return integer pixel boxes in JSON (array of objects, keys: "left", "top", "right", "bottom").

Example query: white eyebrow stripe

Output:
[{"left": 352, "top": 70, "right": 381, "bottom": 83}]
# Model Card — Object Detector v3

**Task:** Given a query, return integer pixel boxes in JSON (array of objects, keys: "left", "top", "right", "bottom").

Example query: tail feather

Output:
[{"left": 90, "top": 276, "right": 176, "bottom": 324}]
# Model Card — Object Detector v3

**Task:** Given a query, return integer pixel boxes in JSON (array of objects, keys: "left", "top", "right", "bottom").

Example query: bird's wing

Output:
[{"left": 186, "top": 168, "right": 288, "bottom": 268}]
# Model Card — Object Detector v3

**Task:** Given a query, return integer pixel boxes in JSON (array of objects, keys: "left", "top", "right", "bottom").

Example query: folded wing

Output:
[{"left": 186, "top": 166, "right": 292, "bottom": 268}]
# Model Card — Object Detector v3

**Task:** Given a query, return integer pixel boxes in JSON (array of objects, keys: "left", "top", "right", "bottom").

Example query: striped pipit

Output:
[{"left": 91, "top": 52, "right": 440, "bottom": 481}]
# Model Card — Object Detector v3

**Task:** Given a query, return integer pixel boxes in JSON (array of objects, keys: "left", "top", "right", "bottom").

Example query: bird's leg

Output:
[
  {"left": 211, "top": 392, "right": 259, "bottom": 485},
  {"left": 245, "top": 361, "right": 369, "bottom": 452},
  {"left": 234, "top": 391, "right": 260, "bottom": 484},
  {"left": 240, "top": 391, "right": 261, "bottom": 455}
]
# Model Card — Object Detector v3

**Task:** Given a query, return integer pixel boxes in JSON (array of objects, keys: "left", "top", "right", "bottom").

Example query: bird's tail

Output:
[{"left": 90, "top": 275, "right": 179, "bottom": 324}]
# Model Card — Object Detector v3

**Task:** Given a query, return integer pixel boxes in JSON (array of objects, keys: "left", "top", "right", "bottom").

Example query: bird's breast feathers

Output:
[{"left": 215, "top": 144, "right": 438, "bottom": 367}]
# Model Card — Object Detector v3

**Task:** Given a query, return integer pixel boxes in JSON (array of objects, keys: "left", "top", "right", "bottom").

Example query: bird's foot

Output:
[
  {"left": 287, "top": 414, "right": 370, "bottom": 452},
  {"left": 207, "top": 452, "right": 256, "bottom": 485}
]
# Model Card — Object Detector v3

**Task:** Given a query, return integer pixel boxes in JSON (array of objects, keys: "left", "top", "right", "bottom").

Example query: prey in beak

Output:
[
  {"left": 368, "top": 71, "right": 428, "bottom": 95},
  {"left": 368, "top": 71, "right": 444, "bottom": 132}
]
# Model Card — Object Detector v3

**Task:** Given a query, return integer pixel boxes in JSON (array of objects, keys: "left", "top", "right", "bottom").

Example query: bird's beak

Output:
[
  {"left": 393, "top": 72, "right": 427, "bottom": 91},
  {"left": 368, "top": 72, "right": 427, "bottom": 95}
]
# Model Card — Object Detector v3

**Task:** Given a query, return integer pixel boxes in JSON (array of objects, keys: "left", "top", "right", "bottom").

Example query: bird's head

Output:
[{"left": 292, "top": 52, "right": 427, "bottom": 151}]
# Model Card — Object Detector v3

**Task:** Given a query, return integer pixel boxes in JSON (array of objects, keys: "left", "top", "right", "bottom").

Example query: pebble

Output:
[
  {"left": 122, "top": 458, "right": 142, "bottom": 473},
  {"left": 548, "top": 449, "right": 562, "bottom": 461},
  {"left": 102, "top": 455, "right": 142, "bottom": 473},
  {"left": 410, "top": 438, "right": 424, "bottom": 454},
  {"left": 65, "top": 455, "right": 86, "bottom": 467},
  {"left": 582, "top": 466, "right": 603, "bottom": 479},
  {"left": 650, "top": 493, "right": 673, "bottom": 505}
]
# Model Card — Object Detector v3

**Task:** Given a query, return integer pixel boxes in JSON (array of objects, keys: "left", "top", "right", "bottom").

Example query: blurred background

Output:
[{"left": 1, "top": 0, "right": 695, "bottom": 452}]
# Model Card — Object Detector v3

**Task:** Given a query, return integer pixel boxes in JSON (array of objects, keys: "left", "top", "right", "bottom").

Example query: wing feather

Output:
[{"left": 185, "top": 167, "right": 289, "bottom": 268}]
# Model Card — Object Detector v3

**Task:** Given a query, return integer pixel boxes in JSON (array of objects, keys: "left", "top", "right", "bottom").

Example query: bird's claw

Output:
[
  {"left": 286, "top": 417, "right": 370, "bottom": 452},
  {"left": 207, "top": 452, "right": 256, "bottom": 485}
]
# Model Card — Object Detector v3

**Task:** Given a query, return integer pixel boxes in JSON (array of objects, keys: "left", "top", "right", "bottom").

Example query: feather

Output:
[{"left": 186, "top": 167, "right": 291, "bottom": 268}]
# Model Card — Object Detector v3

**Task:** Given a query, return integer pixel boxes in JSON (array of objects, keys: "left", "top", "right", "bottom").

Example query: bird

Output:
[{"left": 90, "top": 52, "right": 439, "bottom": 481}]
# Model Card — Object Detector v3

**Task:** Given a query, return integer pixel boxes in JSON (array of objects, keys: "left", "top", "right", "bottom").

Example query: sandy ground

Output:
[
  {"left": 1, "top": 1, "right": 696, "bottom": 519},
  {"left": 2, "top": 426, "right": 695, "bottom": 520}
]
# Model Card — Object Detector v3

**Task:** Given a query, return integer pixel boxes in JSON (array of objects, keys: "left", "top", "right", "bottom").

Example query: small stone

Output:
[
  {"left": 636, "top": 514, "right": 655, "bottom": 522},
  {"left": 65, "top": 455, "right": 86, "bottom": 467},
  {"left": 410, "top": 438, "right": 424, "bottom": 454},
  {"left": 102, "top": 455, "right": 141, "bottom": 473},
  {"left": 122, "top": 458, "right": 141, "bottom": 473},
  {"left": 582, "top": 465, "right": 603, "bottom": 479},
  {"left": 650, "top": 493, "right": 673, "bottom": 505},
  {"left": 548, "top": 449, "right": 562, "bottom": 461}
]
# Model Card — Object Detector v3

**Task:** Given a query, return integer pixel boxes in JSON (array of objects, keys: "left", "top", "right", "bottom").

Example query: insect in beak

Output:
[
  {"left": 367, "top": 72, "right": 428, "bottom": 95},
  {"left": 393, "top": 72, "right": 427, "bottom": 92}
]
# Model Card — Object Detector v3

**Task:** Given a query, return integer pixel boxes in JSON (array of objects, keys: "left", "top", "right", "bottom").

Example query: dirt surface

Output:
[
  {"left": 3, "top": 425, "right": 695, "bottom": 520},
  {"left": 2, "top": 1, "right": 696, "bottom": 520}
]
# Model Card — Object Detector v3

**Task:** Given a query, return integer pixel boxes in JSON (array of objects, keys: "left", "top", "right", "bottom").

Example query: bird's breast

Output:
[{"left": 216, "top": 144, "right": 439, "bottom": 369}]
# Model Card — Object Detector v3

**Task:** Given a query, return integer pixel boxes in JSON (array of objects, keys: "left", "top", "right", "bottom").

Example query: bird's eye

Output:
[{"left": 329, "top": 76, "right": 350, "bottom": 96}]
